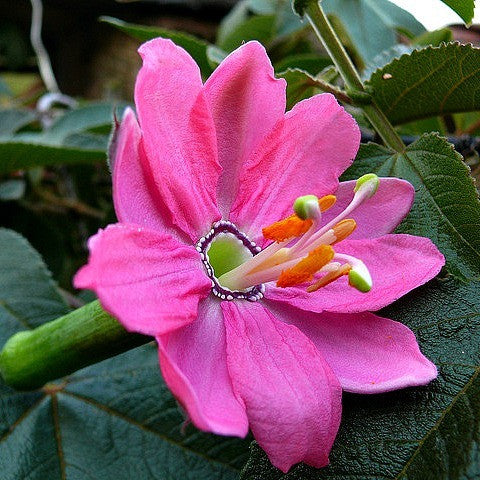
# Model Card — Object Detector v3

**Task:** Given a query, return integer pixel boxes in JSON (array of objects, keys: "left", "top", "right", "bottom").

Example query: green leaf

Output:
[
  {"left": 412, "top": 27, "right": 453, "bottom": 47},
  {"left": 217, "top": 14, "right": 276, "bottom": 52},
  {"left": 397, "top": 116, "right": 447, "bottom": 136},
  {"left": 250, "top": 0, "right": 304, "bottom": 37},
  {"left": 346, "top": 134, "right": 480, "bottom": 281},
  {"left": 0, "top": 103, "right": 123, "bottom": 173},
  {"left": 0, "top": 141, "right": 106, "bottom": 174},
  {"left": 322, "top": 0, "right": 425, "bottom": 63},
  {"left": 217, "top": 0, "right": 250, "bottom": 47},
  {"left": 275, "top": 54, "right": 332, "bottom": 75},
  {"left": 0, "top": 231, "right": 251, "bottom": 479},
  {"left": 277, "top": 69, "right": 320, "bottom": 110},
  {"left": 0, "top": 229, "right": 68, "bottom": 340},
  {"left": 0, "top": 344, "right": 252, "bottom": 479},
  {"left": 40, "top": 103, "right": 126, "bottom": 144},
  {"left": 440, "top": 0, "right": 475, "bottom": 24},
  {"left": 0, "top": 109, "right": 37, "bottom": 137},
  {"left": 362, "top": 44, "right": 412, "bottom": 80},
  {"left": 100, "top": 16, "right": 215, "bottom": 77},
  {"left": 367, "top": 43, "right": 480, "bottom": 125},
  {"left": 242, "top": 276, "right": 480, "bottom": 479},
  {"left": 454, "top": 111, "right": 480, "bottom": 136}
]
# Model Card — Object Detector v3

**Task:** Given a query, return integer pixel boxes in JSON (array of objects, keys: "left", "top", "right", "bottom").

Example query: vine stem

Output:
[
  {"left": 30, "top": 0, "right": 60, "bottom": 93},
  {"left": 0, "top": 301, "right": 149, "bottom": 390},
  {"left": 304, "top": 0, "right": 405, "bottom": 152}
]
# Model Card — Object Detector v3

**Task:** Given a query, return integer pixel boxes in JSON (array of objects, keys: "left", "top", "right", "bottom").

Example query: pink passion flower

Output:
[{"left": 74, "top": 38, "right": 445, "bottom": 472}]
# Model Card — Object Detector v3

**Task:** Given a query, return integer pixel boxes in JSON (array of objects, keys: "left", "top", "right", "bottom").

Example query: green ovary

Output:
[{"left": 207, "top": 235, "right": 252, "bottom": 279}]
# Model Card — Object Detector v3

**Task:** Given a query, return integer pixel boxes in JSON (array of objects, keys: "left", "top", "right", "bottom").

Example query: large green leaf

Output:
[
  {"left": 0, "top": 141, "right": 106, "bottom": 174},
  {"left": 0, "top": 229, "right": 68, "bottom": 336},
  {"left": 367, "top": 43, "right": 480, "bottom": 125},
  {"left": 241, "top": 277, "right": 480, "bottom": 479},
  {"left": 40, "top": 103, "right": 126, "bottom": 143},
  {"left": 346, "top": 134, "right": 480, "bottom": 281},
  {"left": 440, "top": 0, "right": 475, "bottom": 24},
  {"left": 0, "top": 230, "right": 251, "bottom": 479},
  {"left": 0, "top": 104, "right": 124, "bottom": 173},
  {"left": 322, "top": 0, "right": 425, "bottom": 63},
  {"left": 100, "top": 16, "right": 215, "bottom": 77}
]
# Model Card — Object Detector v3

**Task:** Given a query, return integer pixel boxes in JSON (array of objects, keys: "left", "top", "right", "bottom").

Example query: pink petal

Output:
[
  {"left": 135, "top": 38, "right": 221, "bottom": 241},
  {"left": 322, "top": 178, "right": 414, "bottom": 239},
  {"left": 111, "top": 108, "right": 184, "bottom": 239},
  {"left": 230, "top": 93, "right": 360, "bottom": 244},
  {"left": 266, "top": 301, "right": 437, "bottom": 393},
  {"left": 204, "top": 41, "right": 286, "bottom": 216},
  {"left": 156, "top": 299, "right": 248, "bottom": 436},
  {"left": 222, "top": 301, "right": 342, "bottom": 472},
  {"left": 74, "top": 223, "right": 211, "bottom": 336},
  {"left": 266, "top": 234, "right": 445, "bottom": 313}
]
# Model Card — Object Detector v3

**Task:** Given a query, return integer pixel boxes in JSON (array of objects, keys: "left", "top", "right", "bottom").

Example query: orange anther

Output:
[
  {"left": 262, "top": 215, "right": 313, "bottom": 242},
  {"left": 332, "top": 219, "right": 356, "bottom": 244},
  {"left": 318, "top": 195, "right": 336, "bottom": 212},
  {"left": 307, "top": 263, "right": 352, "bottom": 293},
  {"left": 277, "top": 245, "right": 334, "bottom": 288}
]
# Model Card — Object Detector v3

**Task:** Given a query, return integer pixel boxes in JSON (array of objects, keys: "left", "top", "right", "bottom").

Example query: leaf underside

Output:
[{"left": 322, "top": 0, "right": 425, "bottom": 63}]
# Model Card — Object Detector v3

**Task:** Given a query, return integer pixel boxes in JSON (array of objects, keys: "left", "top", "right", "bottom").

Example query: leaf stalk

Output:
[{"left": 304, "top": 0, "right": 405, "bottom": 152}]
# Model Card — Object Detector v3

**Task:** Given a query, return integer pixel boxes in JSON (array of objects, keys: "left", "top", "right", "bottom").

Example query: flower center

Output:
[
  {"left": 196, "top": 221, "right": 265, "bottom": 301},
  {"left": 216, "top": 174, "right": 379, "bottom": 295}
]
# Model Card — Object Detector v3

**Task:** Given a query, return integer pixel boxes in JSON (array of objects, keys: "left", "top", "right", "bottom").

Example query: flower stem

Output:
[
  {"left": 303, "top": 0, "right": 405, "bottom": 152},
  {"left": 0, "top": 301, "right": 149, "bottom": 390}
]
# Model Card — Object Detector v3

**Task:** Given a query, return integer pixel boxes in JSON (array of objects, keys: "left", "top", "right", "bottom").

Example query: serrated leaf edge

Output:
[
  {"left": 365, "top": 41, "right": 480, "bottom": 84},
  {"left": 404, "top": 133, "right": 480, "bottom": 281},
  {"left": 0, "top": 228, "right": 68, "bottom": 328}
]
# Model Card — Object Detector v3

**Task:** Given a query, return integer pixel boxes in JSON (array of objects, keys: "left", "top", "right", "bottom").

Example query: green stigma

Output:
[
  {"left": 293, "top": 195, "right": 319, "bottom": 220},
  {"left": 207, "top": 235, "right": 252, "bottom": 278},
  {"left": 354, "top": 173, "right": 379, "bottom": 197}
]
